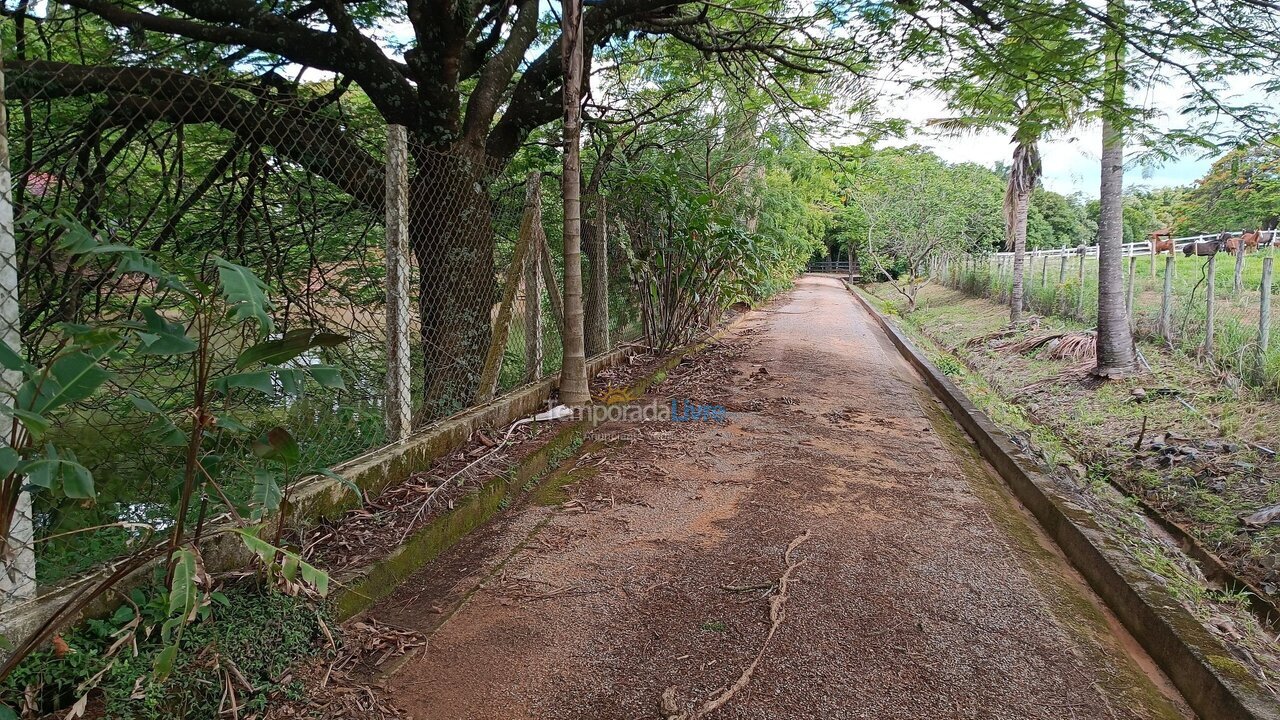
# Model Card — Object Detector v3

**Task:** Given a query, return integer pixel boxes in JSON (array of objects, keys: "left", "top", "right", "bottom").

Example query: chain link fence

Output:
[
  {"left": 937, "top": 233, "right": 1280, "bottom": 386},
  {"left": 0, "top": 14, "right": 640, "bottom": 619},
  {"left": 2, "top": 45, "right": 391, "bottom": 598}
]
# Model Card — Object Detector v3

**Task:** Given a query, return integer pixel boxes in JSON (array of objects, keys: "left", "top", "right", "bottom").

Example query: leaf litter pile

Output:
[
  {"left": 299, "top": 422, "right": 547, "bottom": 574},
  {"left": 264, "top": 619, "right": 426, "bottom": 720}
]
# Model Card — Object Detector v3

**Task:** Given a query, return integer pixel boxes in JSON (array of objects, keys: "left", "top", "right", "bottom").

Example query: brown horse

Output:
[
  {"left": 1224, "top": 231, "right": 1260, "bottom": 254},
  {"left": 1149, "top": 228, "right": 1174, "bottom": 255},
  {"left": 1241, "top": 229, "right": 1263, "bottom": 251},
  {"left": 1184, "top": 232, "right": 1229, "bottom": 257}
]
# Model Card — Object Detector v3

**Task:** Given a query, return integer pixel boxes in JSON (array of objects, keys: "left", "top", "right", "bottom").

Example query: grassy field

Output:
[{"left": 960, "top": 248, "right": 1280, "bottom": 387}]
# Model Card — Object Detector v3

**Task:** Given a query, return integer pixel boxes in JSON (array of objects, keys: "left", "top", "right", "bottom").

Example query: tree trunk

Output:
[
  {"left": 1094, "top": 0, "right": 1136, "bottom": 377},
  {"left": 558, "top": 0, "right": 590, "bottom": 405},
  {"left": 583, "top": 194, "right": 609, "bottom": 356},
  {"left": 408, "top": 156, "right": 498, "bottom": 420},
  {"left": 1010, "top": 188, "right": 1030, "bottom": 324}
]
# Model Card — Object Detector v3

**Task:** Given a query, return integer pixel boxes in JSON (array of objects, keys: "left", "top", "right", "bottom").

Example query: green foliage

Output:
[
  {"left": 931, "top": 354, "right": 966, "bottom": 377},
  {"left": 1175, "top": 143, "right": 1280, "bottom": 233},
  {"left": 612, "top": 131, "right": 828, "bottom": 350},
  {"left": 0, "top": 585, "right": 329, "bottom": 720}
]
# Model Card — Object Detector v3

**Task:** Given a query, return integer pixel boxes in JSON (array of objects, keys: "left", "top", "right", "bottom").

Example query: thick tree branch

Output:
[{"left": 7, "top": 60, "right": 386, "bottom": 210}]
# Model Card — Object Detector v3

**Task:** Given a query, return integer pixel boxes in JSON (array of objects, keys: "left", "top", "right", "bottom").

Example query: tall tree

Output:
[
  {"left": 560, "top": 0, "right": 590, "bottom": 405},
  {"left": 8, "top": 0, "right": 862, "bottom": 418},
  {"left": 1005, "top": 139, "right": 1041, "bottom": 323},
  {"left": 1094, "top": 0, "right": 1137, "bottom": 377},
  {"left": 924, "top": 0, "right": 1088, "bottom": 324}
]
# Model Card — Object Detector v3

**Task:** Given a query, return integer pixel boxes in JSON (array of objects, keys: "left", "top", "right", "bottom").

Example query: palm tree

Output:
[
  {"left": 559, "top": 0, "right": 591, "bottom": 405},
  {"left": 1093, "top": 0, "right": 1137, "bottom": 377},
  {"left": 926, "top": 1, "right": 1088, "bottom": 324},
  {"left": 929, "top": 110, "right": 1051, "bottom": 323},
  {"left": 1005, "top": 136, "right": 1042, "bottom": 324}
]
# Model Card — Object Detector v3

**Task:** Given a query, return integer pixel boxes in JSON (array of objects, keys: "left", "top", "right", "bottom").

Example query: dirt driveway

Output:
[{"left": 368, "top": 275, "right": 1190, "bottom": 719}]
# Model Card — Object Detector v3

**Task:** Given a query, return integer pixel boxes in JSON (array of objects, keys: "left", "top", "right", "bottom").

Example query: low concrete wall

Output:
[
  {"left": 847, "top": 284, "right": 1280, "bottom": 720},
  {"left": 1, "top": 345, "right": 640, "bottom": 650},
  {"left": 331, "top": 314, "right": 754, "bottom": 619}
]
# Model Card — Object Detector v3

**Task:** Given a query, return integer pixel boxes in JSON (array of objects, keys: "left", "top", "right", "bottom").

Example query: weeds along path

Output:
[{"left": 366, "top": 275, "right": 1189, "bottom": 719}]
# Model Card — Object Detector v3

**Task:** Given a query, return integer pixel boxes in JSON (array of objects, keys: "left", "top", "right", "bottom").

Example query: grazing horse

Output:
[
  {"left": 1241, "top": 229, "right": 1263, "bottom": 251},
  {"left": 1149, "top": 228, "right": 1174, "bottom": 255},
  {"left": 1224, "top": 231, "right": 1259, "bottom": 254},
  {"left": 1184, "top": 232, "right": 1229, "bottom": 257}
]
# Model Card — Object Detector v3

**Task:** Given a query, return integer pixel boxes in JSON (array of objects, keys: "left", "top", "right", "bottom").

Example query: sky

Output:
[{"left": 870, "top": 71, "right": 1254, "bottom": 199}]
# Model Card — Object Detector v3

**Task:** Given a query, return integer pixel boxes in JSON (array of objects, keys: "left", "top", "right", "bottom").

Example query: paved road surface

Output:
[{"left": 369, "top": 275, "right": 1189, "bottom": 719}]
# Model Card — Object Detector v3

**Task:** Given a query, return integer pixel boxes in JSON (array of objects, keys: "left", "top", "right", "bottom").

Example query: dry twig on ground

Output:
[{"left": 661, "top": 530, "right": 812, "bottom": 720}]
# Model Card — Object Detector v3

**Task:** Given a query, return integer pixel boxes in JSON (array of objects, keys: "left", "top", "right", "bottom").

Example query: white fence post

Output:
[
  {"left": 384, "top": 125, "right": 412, "bottom": 442},
  {"left": 0, "top": 38, "right": 38, "bottom": 622},
  {"left": 1076, "top": 246, "right": 1086, "bottom": 318}
]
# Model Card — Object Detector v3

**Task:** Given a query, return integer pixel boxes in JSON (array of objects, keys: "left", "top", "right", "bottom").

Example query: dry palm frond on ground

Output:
[{"left": 1002, "top": 331, "right": 1096, "bottom": 362}]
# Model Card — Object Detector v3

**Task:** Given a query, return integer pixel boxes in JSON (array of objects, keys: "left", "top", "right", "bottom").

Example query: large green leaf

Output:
[
  {"left": 153, "top": 644, "right": 178, "bottom": 682},
  {"left": 167, "top": 548, "right": 198, "bottom": 619},
  {"left": 146, "top": 416, "right": 188, "bottom": 447},
  {"left": 309, "top": 467, "right": 363, "bottom": 502},
  {"left": 17, "top": 347, "right": 115, "bottom": 415},
  {"left": 295, "top": 554, "right": 329, "bottom": 597},
  {"left": 236, "top": 527, "right": 273, "bottom": 559},
  {"left": 214, "top": 370, "right": 276, "bottom": 395},
  {"left": 214, "top": 368, "right": 308, "bottom": 397},
  {"left": 306, "top": 365, "right": 346, "bottom": 390},
  {"left": 251, "top": 469, "right": 284, "bottom": 513},
  {"left": 0, "top": 447, "right": 19, "bottom": 479},
  {"left": 0, "top": 339, "right": 32, "bottom": 374},
  {"left": 252, "top": 427, "right": 300, "bottom": 465},
  {"left": 234, "top": 328, "right": 347, "bottom": 370},
  {"left": 0, "top": 408, "right": 50, "bottom": 440},
  {"left": 135, "top": 307, "right": 197, "bottom": 356},
  {"left": 115, "top": 254, "right": 193, "bottom": 297},
  {"left": 216, "top": 258, "right": 274, "bottom": 336},
  {"left": 20, "top": 448, "right": 95, "bottom": 498}
]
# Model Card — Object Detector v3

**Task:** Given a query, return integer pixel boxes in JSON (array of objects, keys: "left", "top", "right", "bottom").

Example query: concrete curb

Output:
[{"left": 846, "top": 283, "right": 1280, "bottom": 720}]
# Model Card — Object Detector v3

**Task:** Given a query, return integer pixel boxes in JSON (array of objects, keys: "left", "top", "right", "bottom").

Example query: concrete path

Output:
[{"left": 369, "top": 275, "right": 1189, "bottom": 719}]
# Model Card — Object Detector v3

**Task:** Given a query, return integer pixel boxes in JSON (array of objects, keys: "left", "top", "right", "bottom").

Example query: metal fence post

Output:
[
  {"left": 1260, "top": 257, "right": 1273, "bottom": 360},
  {"left": 0, "top": 40, "right": 37, "bottom": 616},
  {"left": 1161, "top": 256, "right": 1174, "bottom": 344},
  {"left": 1205, "top": 254, "right": 1216, "bottom": 360},
  {"left": 384, "top": 125, "right": 412, "bottom": 441}
]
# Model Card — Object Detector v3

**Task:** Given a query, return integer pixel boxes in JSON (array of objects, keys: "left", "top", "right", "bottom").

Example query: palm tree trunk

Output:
[
  {"left": 1010, "top": 188, "right": 1029, "bottom": 323},
  {"left": 558, "top": 0, "right": 590, "bottom": 404},
  {"left": 1094, "top": 0, "right": 1137, "bottom": 377}
]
